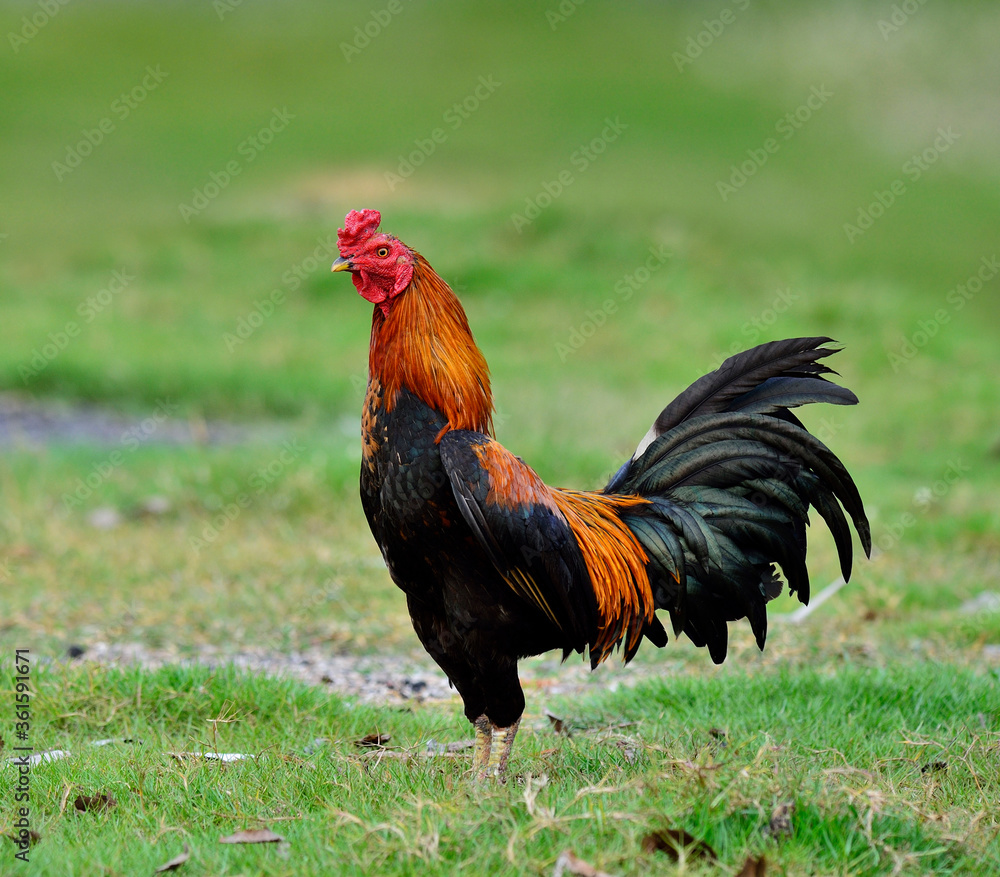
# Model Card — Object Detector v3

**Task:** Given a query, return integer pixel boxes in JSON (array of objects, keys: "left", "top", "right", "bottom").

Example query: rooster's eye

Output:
[{"left": 376, "top": 246, "right": 390, "bottom": 258}]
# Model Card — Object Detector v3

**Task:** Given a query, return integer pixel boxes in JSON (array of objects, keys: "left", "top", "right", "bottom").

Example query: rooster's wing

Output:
[{"left": 439, "top": 430, "right": 599, "bottom": 648}]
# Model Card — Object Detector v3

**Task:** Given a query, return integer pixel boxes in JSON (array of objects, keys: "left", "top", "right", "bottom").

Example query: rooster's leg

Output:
[
  {"left": 476, "top": 718, "right": 521, "bottom": 782},
  {"left": 472, "top": 714, "right": 492, "bottom": 775}
]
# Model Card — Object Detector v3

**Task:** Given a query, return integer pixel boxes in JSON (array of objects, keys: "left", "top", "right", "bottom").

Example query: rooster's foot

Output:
[{"left": 474, "top": 718, "right": 520, "bottom": 783}]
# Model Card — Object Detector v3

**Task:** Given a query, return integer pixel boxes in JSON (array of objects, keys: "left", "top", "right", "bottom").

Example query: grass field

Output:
[{"left": 1, "top": 1, "right": 999, "bottom": 874}]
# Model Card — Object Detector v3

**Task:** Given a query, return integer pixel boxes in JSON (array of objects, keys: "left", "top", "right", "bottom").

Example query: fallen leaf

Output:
[
  {"left": 4, "top": 749, "right": 71, "bottom": 767},
  {"left": 709, "top": 727, "right": 728, "bottom": 748},
  {"left": 546, "top": 711, "right": 572, "bottom": 736},
  {"left": 302, "top": 737, "right": 329, "bottom": 755},
  {"left": 134, "top": 495, "right": 172, "bottom": 517},
  {"left": 424, "top": 739, "right": 474, "bottom": 756},
  {"left": 642, "top": 828, "right": 717, "bottom": 863},
  {"left": 615, "top": 738, "right": 639, "bottom": 764},
  {"left": 735, "top": 854, "right": 766, "bottom": 877},
  {"left": 219, "top": 828, "right": 284, "bottom": 844},
  {"left": 154, "top": 844, "right": 191, "bottom": 873},
  {"left": 392, "top": 677, "right": 429, "bottom": 699},
  {"left": 767, "top": 802, "right": 794, "bottom": 838},
  {"left": 35, "top": 749, "right": 72, "bottom": 765},
  {"left": 958, "top": 592, "right": 1000, "bottom": 614},
  {"left": 552, "top": 849, "right": 616, "bottom": 877},
  {"left": 87, "top": 507, "right": 122, "bottom": 530},
  {"left": 74, "top": 793, "right": 116, "bottom": 813},
  {"left": 355, "top": 733, "right": 390, "bottom": 748},
  {"left": 3, "top": 829, "right": 41, "bottom": 846},
  {"left": 921, "top": 761, "right": 948, "bottom": 774}
]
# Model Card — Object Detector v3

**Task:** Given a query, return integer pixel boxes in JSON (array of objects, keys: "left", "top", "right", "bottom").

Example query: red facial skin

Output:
[{"left": 336, "top": 209, "right": 414, "bottom": 316}]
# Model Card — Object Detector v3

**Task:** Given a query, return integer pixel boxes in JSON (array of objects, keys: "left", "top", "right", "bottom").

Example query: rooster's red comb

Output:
[{"left": 338, "top": 209, "right": 382, "bottom": 252}]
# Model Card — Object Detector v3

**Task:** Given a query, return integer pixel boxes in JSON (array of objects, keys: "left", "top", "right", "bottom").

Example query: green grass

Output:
[
  {"left": 2, "top": 0, "right": 1000, "bottom": 873},
  {"left": 4, "top": 662, "right": 998, "bottom": 876}
]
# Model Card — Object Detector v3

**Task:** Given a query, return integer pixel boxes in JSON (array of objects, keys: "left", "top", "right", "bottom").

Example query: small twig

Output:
[{"left": 781, "top": 575, "right": 846, "bottom": 624}]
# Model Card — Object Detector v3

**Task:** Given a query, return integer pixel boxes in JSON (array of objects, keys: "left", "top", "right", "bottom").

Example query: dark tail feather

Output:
[
  {"left": 608, "top": 338, "right": 870, "bottom": 662},
  {"left": 652, "top": 337, "right": 848, "bottom": 433}
]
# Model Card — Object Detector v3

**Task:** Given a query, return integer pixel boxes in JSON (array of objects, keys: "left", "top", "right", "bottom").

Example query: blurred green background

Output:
[
  {"left": 1, "top": 0, "right": 998, "bottom": 655},
  {"left": 2, "top": 3, "right": 1000, "bottom": 874}
]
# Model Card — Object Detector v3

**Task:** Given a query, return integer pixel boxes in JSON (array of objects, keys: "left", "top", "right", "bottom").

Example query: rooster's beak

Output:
[{"left": 331, "top": 256, "right": 352, "bottom": 272}]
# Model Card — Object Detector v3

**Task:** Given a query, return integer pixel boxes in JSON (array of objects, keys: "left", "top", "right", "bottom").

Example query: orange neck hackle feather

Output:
[{"left": 368, "top": 254, "right": 494, "bottom": 438}]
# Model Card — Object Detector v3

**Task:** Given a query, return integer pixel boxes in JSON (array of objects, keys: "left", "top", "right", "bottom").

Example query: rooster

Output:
[{"left": 333, "top": 209, "right": 870, "bottom": 781}]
